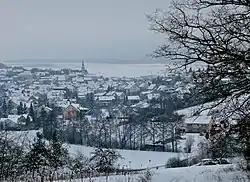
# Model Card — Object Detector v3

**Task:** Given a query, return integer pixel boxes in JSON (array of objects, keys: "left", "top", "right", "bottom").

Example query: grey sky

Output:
[{"left": 0, "top": 0, "right": 170, "bottom": 61}]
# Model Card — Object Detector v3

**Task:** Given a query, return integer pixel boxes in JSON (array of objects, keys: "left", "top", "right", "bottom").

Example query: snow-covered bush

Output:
[
  {"left": 165, "top": 157, "right": 188, "bottom": 168},
  {"left": 90, "top": 147, "right": 122, "bottom": 181},
  {"left": 137, "top": 169, "right": 153, "bottom": 182}
]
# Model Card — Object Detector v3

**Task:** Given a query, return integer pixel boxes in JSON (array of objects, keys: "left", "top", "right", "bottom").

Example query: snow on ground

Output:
[
  {"left": 57, "top": 174, "right": 137, "bottom": 182},
  {"left": 5, "top": 129, "right": 40, "bottom": 148},
  {"left": 6, "top": 130, "right": 204, "bottom": 170},
  {"left": 57, "top": 165, "right": 247, "bottom": 182},
  {"left": 152, "top": 165, "right": 246, "bottom": 182},
  {"left": 8, "top": 130, "right": 186, "bottom": 169},
  {"left": 7, "top": 131, "right": 248, "bottom": 182},
  {"left": 68, "top": 144, "right": 183, "bottom": 170}
]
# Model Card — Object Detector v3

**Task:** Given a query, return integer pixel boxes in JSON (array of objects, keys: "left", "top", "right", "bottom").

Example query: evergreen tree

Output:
[
  {"left": 123, "top": 95, "right": 128, "bottom": 105},
  {"left": 188, "top": 67, "right": 193, "bottom": 73},
  {"left": 43, "top": 109, "right": 57, "bottom": 140},
  {"left": 0, "top": 131, "right": 25, "bottom": 180},
  {"left": 22, "top": 104, "right": 28, "bottom": 114},
  {"left": 29, "top": 103, "right": 36, "bottom": 123},
  {"left": 38, "top": 107, "right": 47, "bottom": 128},
  {"left": 2, "top": 99, "right": 7, "bottom": 118},
  {"left": 107, "top": 86, "right": 112, "bottom": 92},
  {"left": 17, "top": 102, "right": 23, "bottom": 115},
  {"left": 7, "top": 100, "right": 13, "bottom": 115},
  {"left": 86, "top": 92, "right": 95, "bottom": 109},
  {"left": 25, "top": 116, "right": 31, "bottom": 127},
  {"left": 24, "top": 132, "right": 48, "bottom": 181},
  {"left": 47, "top": 130, "right": 68, "bottom": 180},
  {"left": 38, "top": 94, "right": 48, "bottom": 107}
]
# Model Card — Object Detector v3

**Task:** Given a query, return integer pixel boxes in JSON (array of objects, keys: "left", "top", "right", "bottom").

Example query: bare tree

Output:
[
  {"left": 147, "top": 0, "right": 250, "bottom": 105},
  {"left": 90, "top": 147, "right": 122, "bottom": 182},
  {"left": 185, "top": 135, "right": 195, "bottom": 153},
  {"left": 148, "top": 0, "right": 250, "bottom": 169},
  {"left": 0, "top": 131, "right": 25, "bottom": 181},
  {"left": 68, "top": 151, "right": 93, "bottom": 181}
]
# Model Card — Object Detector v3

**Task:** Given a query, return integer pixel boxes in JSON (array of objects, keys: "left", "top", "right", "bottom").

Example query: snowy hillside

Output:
[
  {"left": 57, "top": 165, "right": 246, "bottom": 182},
  {"left": 69, "top": 144, "right": 182, "bottom": 170},
  {"left": 9, "top": 130, "right": 185, "bottom": 169},
  {"left": 152, "top": 165, "right": 245, "bottom": 182},
  {"left": 9, "top": 130, "right": 204, "bottom": 170}
]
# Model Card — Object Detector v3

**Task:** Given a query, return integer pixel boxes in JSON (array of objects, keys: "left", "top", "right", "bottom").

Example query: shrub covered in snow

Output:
[
  {"left": 165, "top": 157, "right": 188, "bottom": 168},
  {"left": 137, "top": 169, "right": 153, "bottom": 182}
]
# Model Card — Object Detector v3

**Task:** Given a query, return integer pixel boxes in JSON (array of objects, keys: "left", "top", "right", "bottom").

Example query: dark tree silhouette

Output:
[
  {"left": 148, "top": 0, "right": 250, "bottom": 169},
  {"left": 7, "top": 100, "right": 13, "bottom": 115},
  {"left": 17, "top": 102, "right": 23, "bottom": 115},
  {"left": 2, "top": 99, "right": 7, "bottom": 118},
  {"left": 29, "top": 103, "right": 36, "bottom": 124}
]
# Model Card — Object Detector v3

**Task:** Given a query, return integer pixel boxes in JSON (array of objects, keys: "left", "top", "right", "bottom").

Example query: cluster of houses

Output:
[{"left": 0, "top": 61, "right": 214, "bottom": 134}]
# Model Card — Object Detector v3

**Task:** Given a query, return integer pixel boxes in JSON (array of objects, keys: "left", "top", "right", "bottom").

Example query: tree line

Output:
[{"left": 0, "top": 130, "right": 121, "bottom": 182}]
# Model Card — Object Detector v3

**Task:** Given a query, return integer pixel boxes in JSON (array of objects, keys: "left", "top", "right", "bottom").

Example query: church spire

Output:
[
  {"left": 82, "top": 60, "right": 85, "bottom": 69},
  {"left": 81, "top": 60, "right": 88, "bottom": 76}
]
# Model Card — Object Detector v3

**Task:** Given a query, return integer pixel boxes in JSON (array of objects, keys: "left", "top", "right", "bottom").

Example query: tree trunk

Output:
[{"left": 171, "top": 140, "right": 175, "bottom": 152}]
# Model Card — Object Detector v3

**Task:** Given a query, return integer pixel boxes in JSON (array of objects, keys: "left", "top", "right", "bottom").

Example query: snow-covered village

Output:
[
  {"left": 1, "top": 0, "right": 250, "bottom": 181},
  {"left": 0, "top": 60, "right": 243, "bottom": 181}
]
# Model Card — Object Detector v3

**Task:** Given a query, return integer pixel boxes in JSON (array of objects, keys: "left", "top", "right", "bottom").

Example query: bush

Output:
[
  {"left": 165, "top": 157, "right": 188, "bottom": 168},
  {"left": 137, "top": 170, "right": 153, "bottom": 182}
]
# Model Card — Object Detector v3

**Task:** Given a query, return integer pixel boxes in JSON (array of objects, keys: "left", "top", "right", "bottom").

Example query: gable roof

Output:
[
  {"left": 98, "top": 96, "right": 115, "bottom": 101},
  {"left": 128, "top": 95, "right": 140, "bottom": 101},
  {"left": 184, "top": 115, "right": 211, "bottom": 124},
  {"left": 148, "top": 84, "right": 156, "bottom": 90}
]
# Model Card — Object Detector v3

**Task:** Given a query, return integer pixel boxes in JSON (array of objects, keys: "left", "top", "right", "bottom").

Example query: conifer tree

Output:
[
  {"left": 47, "top": 130, "right": 68, "bottom": 181},
  {"left": 29, "top": 103, "right": 36, "bottom": 124},
  {"left": 2, "top": 99, "right": 7, "bottom": 118},
  {"left": 25, "top": 116, "right": 31, "bottom": 127},
  {"left": 39, "top": 107, "right": 47, "bottom": 129},
  {"left": 7, "top": 100, "right": 13, "bottom": 115},
  {"left": 23, "top": 104, "right": 28, "bottom": 114},
  {"left": 24, "top": 132, "right": 48, "bottom": 181},
  {"left": 17, "top": 102, "right": 23, "bottom": 115},
  {"left": 43, "top": 109, "right": 57, "bottom": 140}
]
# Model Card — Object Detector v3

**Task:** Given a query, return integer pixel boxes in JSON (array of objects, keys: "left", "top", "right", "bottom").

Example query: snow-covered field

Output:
[
  {"left": 68, "top": 133, "right": 205, "bottom": 170},
  {"left": 152, "top": 165, "right": 245, "bottom": 182},
  {"left": 4, "top": 129, "right": 40, "bottom": 148},
  {"left": 57, "top": 165, "right": 247, "bottom": 182},
  {"left": 6, "top": 131, "right": 247, "bottom": 182},
  {"left": 8, "top": 130, "right": 204, "bottom": 170},
  {"left": 8, "top": 130, "right": 182, "bottom": 169},
  {"left": 150, "top": 164, "right": 247, "bottom": 182},
  {"left": 69, "top": 144, "right": 182, "bottom": 170}
]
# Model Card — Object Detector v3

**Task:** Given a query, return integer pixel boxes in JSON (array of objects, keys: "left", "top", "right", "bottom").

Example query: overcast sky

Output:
[{"left": 0, "top": 0, "right": 170, "bottom": 61}]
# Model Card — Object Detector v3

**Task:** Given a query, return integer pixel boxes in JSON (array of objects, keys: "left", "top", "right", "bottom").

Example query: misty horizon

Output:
[{"left": 0, "top": 0, "right": 170, "bottom": 61}]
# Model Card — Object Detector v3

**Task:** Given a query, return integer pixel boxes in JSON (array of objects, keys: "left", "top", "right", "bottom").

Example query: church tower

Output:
[{"left": 81, "top": 60, "right": 88, "bottom": 76}]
